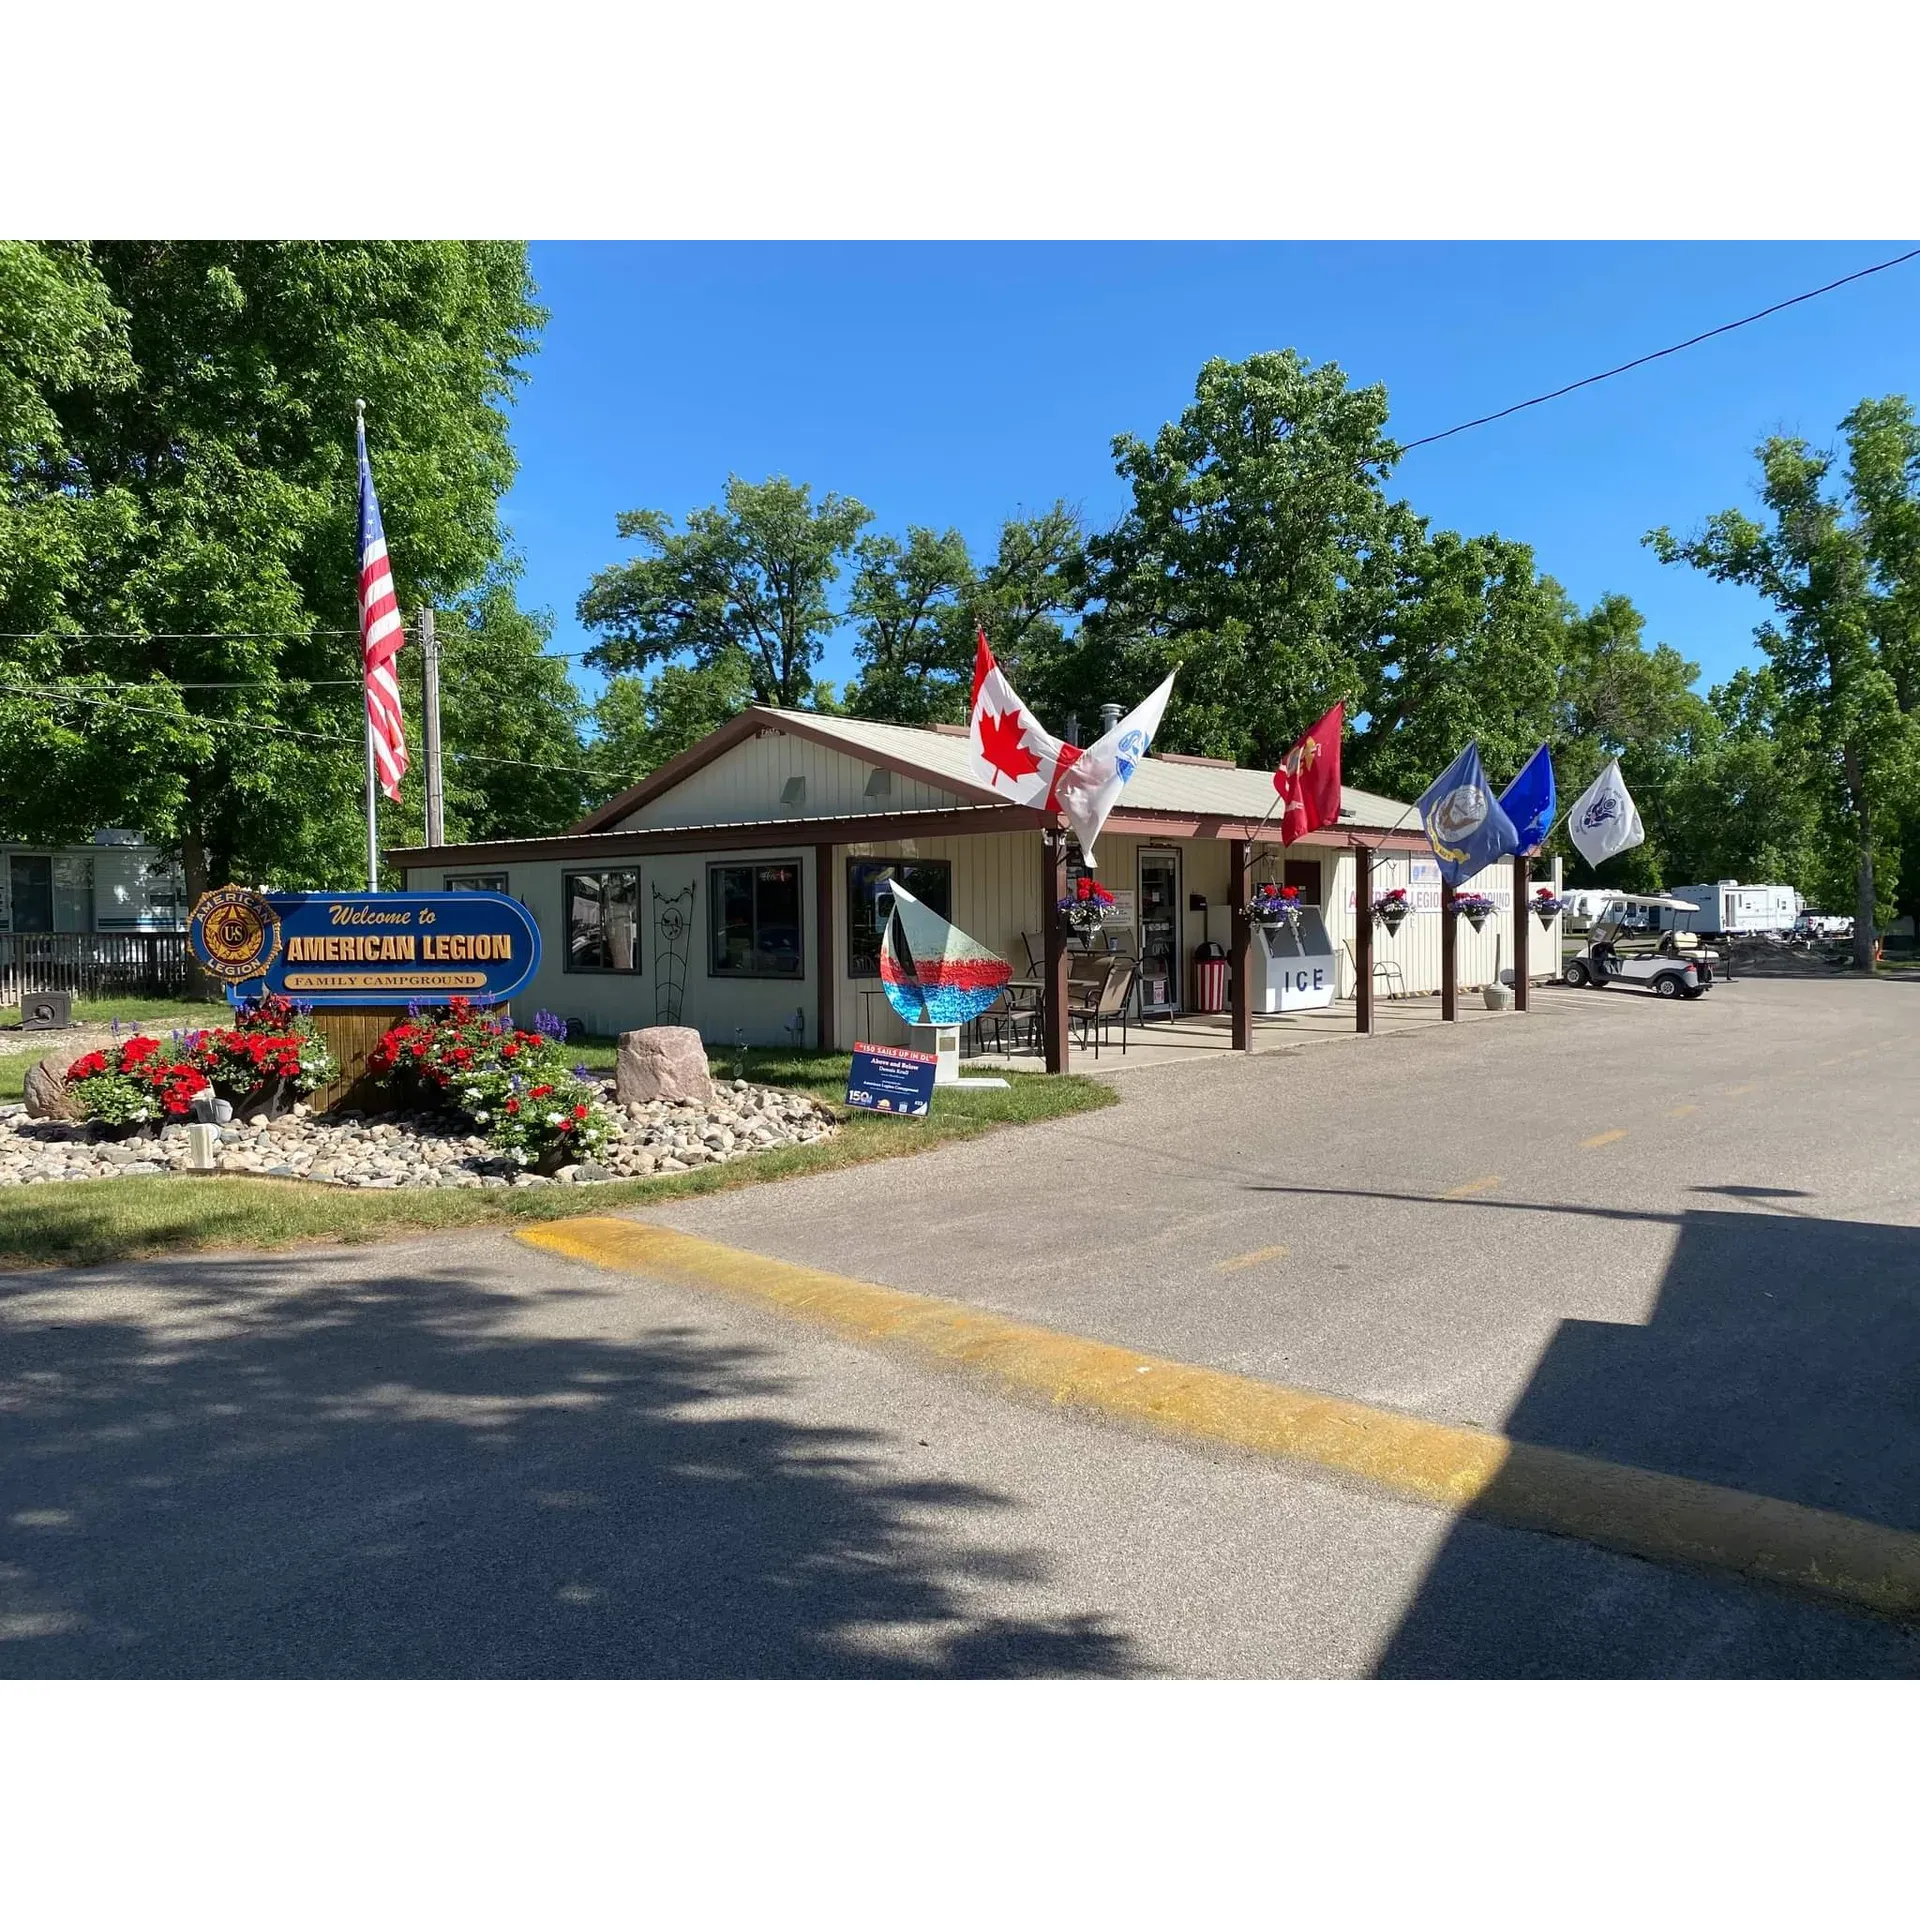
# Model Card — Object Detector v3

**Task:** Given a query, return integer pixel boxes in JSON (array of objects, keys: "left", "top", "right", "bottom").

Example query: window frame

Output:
[
  {"left": 845, "top": 858, "right": 953, "bottom": 979},
  {"left": 444, "top": 872, "right": 509, "bottom": 893},
  {"left": 561, "top": 867, "right": 644, "bottom": 976},
  {"left": 706, "top": 859, "right": 807, "bottom": 981}
]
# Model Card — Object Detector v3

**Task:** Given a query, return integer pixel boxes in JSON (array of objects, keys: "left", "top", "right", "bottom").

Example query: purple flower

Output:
[
  {"left": 533, "top": 1009, "right": 567, "bottom": 1042},
  {"left": 570, "top": 1064, "right": 594, "bottom": 1082},
  {"left": 111, "top": 1017, "right": 121, "bottom": 1038}
]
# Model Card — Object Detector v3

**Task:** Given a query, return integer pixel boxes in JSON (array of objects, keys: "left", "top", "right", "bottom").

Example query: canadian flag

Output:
[{"left": 967, "top": 630, "right": 1074, "bottom": 811}]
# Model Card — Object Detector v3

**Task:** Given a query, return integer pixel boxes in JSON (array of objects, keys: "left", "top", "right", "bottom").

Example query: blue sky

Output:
[{"left": 500, "top": 242, "right": 1919, "bottom": 707}]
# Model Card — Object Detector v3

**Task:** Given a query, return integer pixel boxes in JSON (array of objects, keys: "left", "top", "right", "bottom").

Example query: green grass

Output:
[
  {"left": 0, "top": 994, "right": 219, "bottom": 1033},
  {"left": 0, "top": 1050, "right": 1115, "bottom": 1270}
]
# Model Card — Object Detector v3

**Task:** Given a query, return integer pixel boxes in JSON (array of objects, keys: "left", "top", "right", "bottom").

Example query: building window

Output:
[
  {"left": 846, "top": 859, "right": 951, "bottom": 977},
  {"left": 564, "top": 870, "right": 641, "bottom": 972},
  {"left": 709, "top": 862, "right": 803, "bottom": 977},
  {"left": 446, "top": 873, "right": 508, "bottom": 893}
]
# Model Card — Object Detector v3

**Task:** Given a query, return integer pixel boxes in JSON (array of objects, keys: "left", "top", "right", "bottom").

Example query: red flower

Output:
[
  {"left": 573, "top": 1103, "right": 588, "bottom": 1120},
  {"left": 505, "top": 1097, "right": 520, "bottom": 1115},
  {"left": 67, "top": 1051, "right": 109, "bottom": 1081},
  {"left": 557, "top": 1118, "right": 573, "bottom": 1132},
  {"left": 120, "top": 1034, "right": 162, "bottom": 1066},
  {"left": 530, "top": 1084, "right": 552, "bottom": 1100},
  {"left": 1280, "top": 885, "right": 1299, "bottom": 900}
]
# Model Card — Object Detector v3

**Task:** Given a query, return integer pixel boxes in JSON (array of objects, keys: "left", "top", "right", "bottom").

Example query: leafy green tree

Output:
[
  {"left": 579, "top": 476, "right": 871, "bottom": 709},
  {"left": 0, "top": 240, "right": 547, "bottom": 903},
  {"left": 1348, "top": 527, "right": 1568, "bottom": 798},
  {"left": 1649, "top": 401, "right": 1920, "bottom": 968},
  {"left": 845, "top": 504, "right": 1084, "bottom": 727},
  {"left": 1075, "top": 350, "right": 1410, "bottom": 765},
  {"left": 591, "top": 651, "right": 755, "bottom": 789}
]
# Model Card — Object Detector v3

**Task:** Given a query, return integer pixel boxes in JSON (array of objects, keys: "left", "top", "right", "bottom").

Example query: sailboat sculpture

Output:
[{"left": 877, "top": 882, "right": 1012, "bottom": 1027}]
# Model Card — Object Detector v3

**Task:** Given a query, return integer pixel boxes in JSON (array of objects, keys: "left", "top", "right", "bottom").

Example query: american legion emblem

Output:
[{"left": 189, "top": 886, "right": 283, "bottom": 984}]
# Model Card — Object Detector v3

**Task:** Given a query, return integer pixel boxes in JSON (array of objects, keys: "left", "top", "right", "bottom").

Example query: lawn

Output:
[
  {"left": 0, "top": 1049, "right": 1115, "bottom": 1270},
  {"left": 0, "top": 994, "right": 219, "bottom": 1033}
]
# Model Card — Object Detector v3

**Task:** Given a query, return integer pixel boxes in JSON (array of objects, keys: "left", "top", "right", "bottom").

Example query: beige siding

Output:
[
  {"left": 833, "top": 831, "right": 1044, "bottom": 1048},
  {"left": 403, "top": 847, "right": 820, "bottom": 1047},
  {"left": 620, "top": 731, "right": 968, "bottom": 830},
  {"left": 1322, "top": 852, "right": 1564, "bottom": 996}
]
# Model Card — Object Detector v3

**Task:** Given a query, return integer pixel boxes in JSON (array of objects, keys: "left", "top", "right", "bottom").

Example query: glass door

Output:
[{"left": 1138, "top": 848, "right": 1181, "bottom": 1016}]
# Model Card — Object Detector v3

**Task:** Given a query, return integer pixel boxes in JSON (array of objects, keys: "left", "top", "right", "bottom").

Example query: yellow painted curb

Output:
[{"left": 516, "top": 1217, "right": 1920, "bottom": 1621}]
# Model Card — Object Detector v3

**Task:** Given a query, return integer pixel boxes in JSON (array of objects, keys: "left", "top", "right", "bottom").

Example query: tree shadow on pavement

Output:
[
  {"left": 1374, "top": 1205, "right": 1920, "bottom": 1677},
  {"left": 0, "top": 1251, "right": 1142, "bottom": 1678}
]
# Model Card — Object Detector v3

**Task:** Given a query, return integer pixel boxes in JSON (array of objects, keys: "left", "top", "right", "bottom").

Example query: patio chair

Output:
[
  {"left": 1342, "top": 938, "right": 1405, "bottom": 1001},
  {"left": 971, "top": 986, "right": 1036, "bottom": 1056},
  {"left": 1069, "top": 955, "right": 1137, "bottom": 1058},
  {"left": 1019, "top": 930, "right": 1044, "bottom": 978}
]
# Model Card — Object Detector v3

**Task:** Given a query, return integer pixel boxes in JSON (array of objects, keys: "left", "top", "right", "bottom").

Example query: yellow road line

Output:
[
  {"left": 518, "top": 1218, "right": 1920, "bottom": 1620},
  {"left": 1580, "top": 1128, "right": 1629, "bottom": 1149},
  {"left": 1218, "top": 1244, "right": 1289, "bottom": 1273},
  {"left": 1439, "top": 1176, "right": 1502, "bottom": 1200},
  {"left": 1668, "top": 1104, "right": 1700, "bottom": 1118}
]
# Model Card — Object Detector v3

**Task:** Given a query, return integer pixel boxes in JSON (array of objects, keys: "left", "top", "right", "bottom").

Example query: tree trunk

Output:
[
  {"left": 1854, "top": 812, "right": 1878, "bottom": 974},
  {"left": 179, "top": 827, "right": 222, "bottom": 1004}
]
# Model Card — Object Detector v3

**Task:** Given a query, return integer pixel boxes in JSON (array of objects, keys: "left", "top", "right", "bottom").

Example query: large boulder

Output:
[
  {"left": 23, "top": 1042, "right": 94, "bottom": 1121},
  {"left": 615, "top": 1026, "right": 713, "bottom": 1107}
]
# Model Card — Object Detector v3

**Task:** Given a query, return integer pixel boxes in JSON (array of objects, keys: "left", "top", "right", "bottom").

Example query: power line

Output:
[
  {"left": 0, "top": 679, "right": 616, "bottom": 785},
  {"left": 1398, "top": 245, "right": 1920, "bottom": 453}
]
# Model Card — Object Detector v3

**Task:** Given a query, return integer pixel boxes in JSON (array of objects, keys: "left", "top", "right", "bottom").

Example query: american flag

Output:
[{"left": 356, "top": 414, "right": 408, "bottom": 801}]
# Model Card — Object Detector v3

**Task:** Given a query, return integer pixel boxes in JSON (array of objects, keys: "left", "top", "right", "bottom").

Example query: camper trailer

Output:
[{"left": 1669, "top": 881, "right": 1797, "bottom": 937}]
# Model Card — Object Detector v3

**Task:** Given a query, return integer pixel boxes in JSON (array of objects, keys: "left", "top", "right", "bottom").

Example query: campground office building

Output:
[{"left": 394, "top": 707, "right": 1564, "bottom": 1064}]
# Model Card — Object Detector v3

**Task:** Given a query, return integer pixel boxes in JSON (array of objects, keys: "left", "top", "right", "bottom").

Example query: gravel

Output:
[{"left": 0, "top": 1080, "right": 840, "bottom": 1190}]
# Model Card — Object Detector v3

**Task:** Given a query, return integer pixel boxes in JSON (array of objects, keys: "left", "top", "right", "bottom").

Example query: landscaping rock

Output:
[
  {"left": 0, "top": 1073, "right": 840, "bottom": 1194},
  {"left": 615, "top": 1025, "right": 713, "bottom": 1107},
  {"left": 23, "top": 1044, "right": 92, "bottom": 1122}
]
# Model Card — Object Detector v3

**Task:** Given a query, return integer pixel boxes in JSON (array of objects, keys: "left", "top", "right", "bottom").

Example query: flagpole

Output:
[{"left": 357, "top": 399, "right": 379, "bottom": 894}]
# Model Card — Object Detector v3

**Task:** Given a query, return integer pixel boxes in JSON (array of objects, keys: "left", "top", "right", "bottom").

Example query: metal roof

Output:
[{"left": 767, "top": 707, "right": 1420, "bottom": 830}]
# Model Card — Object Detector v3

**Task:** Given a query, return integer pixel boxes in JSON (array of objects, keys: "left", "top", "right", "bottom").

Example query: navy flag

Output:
[
  {"left": 1499, "top": 743, "right": 1557, "bottom": 858},
  {"left": 1418, "top": 742, "right": 1520, "bottom": 886}
]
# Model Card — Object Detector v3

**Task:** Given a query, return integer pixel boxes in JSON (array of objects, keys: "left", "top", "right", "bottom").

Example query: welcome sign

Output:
[{"left": 190, "top": 889, "right": 542, "bottom": 1009}]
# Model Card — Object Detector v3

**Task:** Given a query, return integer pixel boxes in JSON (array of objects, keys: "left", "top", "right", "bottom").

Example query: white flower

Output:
[{"left": 474, "top": 1110, "right": 489, "bottom": 1122}]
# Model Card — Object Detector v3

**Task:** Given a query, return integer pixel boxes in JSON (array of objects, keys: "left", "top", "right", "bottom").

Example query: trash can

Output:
[{"left": 1193, "top": 941, "right": 1228, "bottom": 1013}]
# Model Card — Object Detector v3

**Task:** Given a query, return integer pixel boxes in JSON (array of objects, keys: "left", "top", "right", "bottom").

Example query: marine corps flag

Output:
[{"left": 1272, "top": 702, "right": 1343, "bottom": 844}]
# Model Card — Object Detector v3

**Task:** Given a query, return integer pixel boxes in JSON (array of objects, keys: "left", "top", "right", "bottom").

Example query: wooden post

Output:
[
  {"left": 307, "top": 1007, "right": 407, "bottom": 1114},
  {"left": 1042, "top": 828, "right": 1070, "bottom": 1073},
  {"left": 1512, "top": 852, "right": 1531, "bottom": 1011},
  {"left": 1440, "top": 879, "right": 1457, "bottom": 1021},
  {"left": 814, "top": 842, "right": 836, "bottom": 1051},
  {"left": 1230, "top": 838, "right": 1253, "bottom": 1053},
  {"left": 1355, "top": 844, "right": 1374, "bottom": 1034}
]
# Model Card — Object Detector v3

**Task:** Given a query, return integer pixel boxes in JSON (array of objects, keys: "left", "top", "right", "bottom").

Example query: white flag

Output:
[
  {"left": 967, "top": 630, "right": 1068, "bottom": 810},
  {"left": 1052, "top": 673, "right": 1177, "bottom": 868},
  {"left": 1567, "top": 758, "right": 1645, "bottom": 868}
]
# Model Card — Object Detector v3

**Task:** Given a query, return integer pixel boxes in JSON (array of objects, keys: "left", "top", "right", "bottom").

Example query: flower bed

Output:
[
  {"left": 65, "top": 1034, "right": 210, "bottom": 1132},
  {"left": 185, "top": 992, "right": 335, "bottom": 1116},
  {"left": 371, "top": 998, "right": 618, "bottom": 1170}
]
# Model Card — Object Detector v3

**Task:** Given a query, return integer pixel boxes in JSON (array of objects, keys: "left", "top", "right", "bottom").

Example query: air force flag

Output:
[
  {"left": 1499, "top": 743, "right": 1557, "bottom": 858},
  {"left": 1567, "top": 758, "right": 1645, "bottom": 869},
  {"left": 1418, "top": 742, "right": 1520, "bottom": 886}
]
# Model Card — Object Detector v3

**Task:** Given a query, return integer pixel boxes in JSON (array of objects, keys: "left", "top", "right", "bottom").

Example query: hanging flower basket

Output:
[
  {"left": 1530, "top": 888, "right": 1566, "bottom": 931},
  {"left": 1452, "top": 890, "right": 1496, "bottom": 932},
  {"left": 1058, "top": 877, "right": 1122, "bottom": 946},
  {"left": 1243, "top": 882, "right": 1303, "bottom": 932},
  {"left": 1371, "top": 889, "right": 1412, "bottom": 938}
]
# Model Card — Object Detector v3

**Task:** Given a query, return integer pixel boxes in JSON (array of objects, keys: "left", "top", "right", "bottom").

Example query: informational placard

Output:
[
  {"left": 844, "top": 1040, "right": 937, "bottom": 1116},
  {"left": 190, "top": 888, "right": 542, "bottom": 1009}
]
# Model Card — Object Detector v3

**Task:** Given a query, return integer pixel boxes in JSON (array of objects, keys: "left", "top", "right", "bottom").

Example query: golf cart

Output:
[{"left": 1561, "top": 894, "right": 1715, "bottom": 999}]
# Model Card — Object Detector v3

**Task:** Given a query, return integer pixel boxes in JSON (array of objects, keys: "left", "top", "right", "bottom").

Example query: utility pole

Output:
[{"left": 420, "top": 605, "right": 445, "bottom": 847}]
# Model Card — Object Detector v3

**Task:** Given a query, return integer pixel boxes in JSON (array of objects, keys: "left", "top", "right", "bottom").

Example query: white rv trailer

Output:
[{"left": 1669, "top": 881, "right": 1798, "bottom": 936}]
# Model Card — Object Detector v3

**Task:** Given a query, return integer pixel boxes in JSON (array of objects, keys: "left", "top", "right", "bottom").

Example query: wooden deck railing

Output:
[{"left": 0, "top": 931, "right": 191, "bottom": 1004}]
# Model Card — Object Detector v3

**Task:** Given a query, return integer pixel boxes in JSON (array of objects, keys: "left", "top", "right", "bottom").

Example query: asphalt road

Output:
[{"left": 3, "top": 974, "right": 1915, "bottom": 1676}]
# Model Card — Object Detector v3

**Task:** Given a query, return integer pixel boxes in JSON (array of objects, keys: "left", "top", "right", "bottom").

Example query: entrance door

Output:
[
  {"left": 1283, "top": 857, "right": 1323, "bottom": 905},
  {"left": 8, "top": 855, "right": 53, "bottom": 933},
  {"left": 1138, "top": 848, "right": 1181, "bottom": 1015}
]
